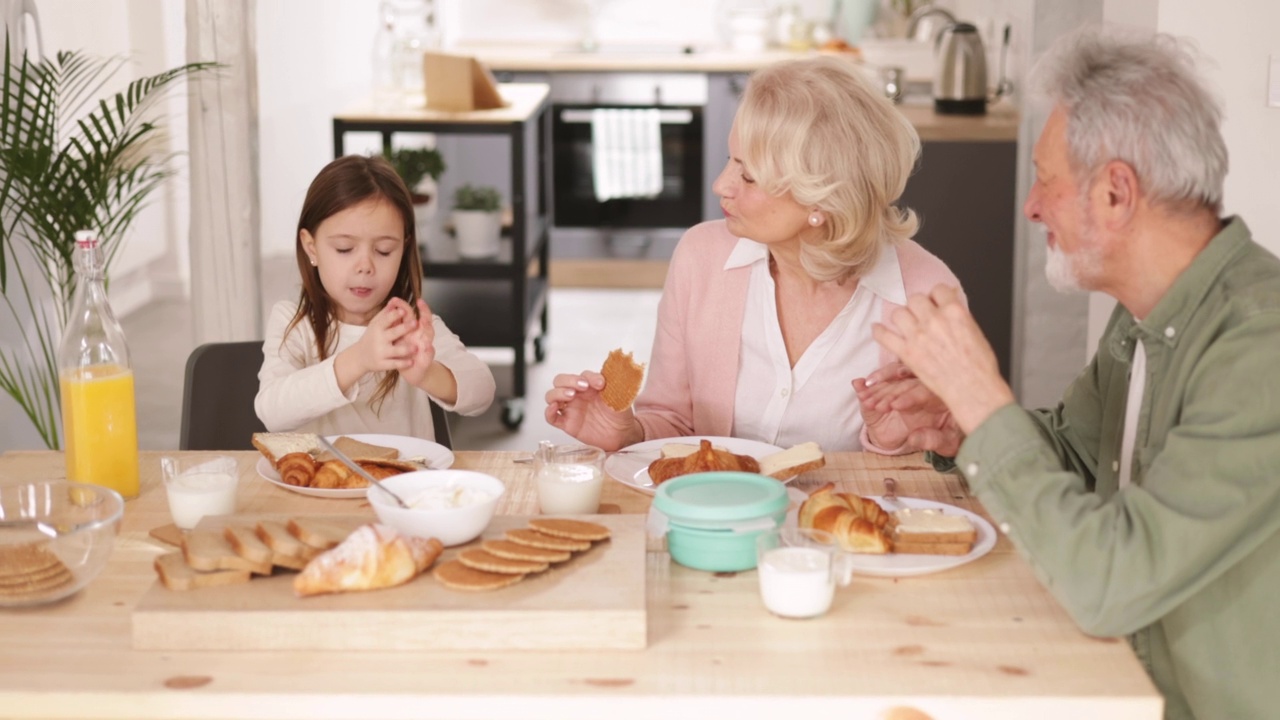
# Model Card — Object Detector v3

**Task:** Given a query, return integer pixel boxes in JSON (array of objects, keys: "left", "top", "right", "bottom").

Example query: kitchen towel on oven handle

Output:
[{"left": 591, "top": 108, "right": 664, "bottom": 202}]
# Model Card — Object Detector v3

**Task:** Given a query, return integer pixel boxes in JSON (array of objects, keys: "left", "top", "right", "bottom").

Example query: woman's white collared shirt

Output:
[{"left": 728, "top": 239, "right": 906, "bottom": 452}]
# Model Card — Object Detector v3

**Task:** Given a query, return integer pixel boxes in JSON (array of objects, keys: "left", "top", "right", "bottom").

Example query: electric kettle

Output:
[{"left": 934, "top": 22, "right": 1012, "bottom": 116}]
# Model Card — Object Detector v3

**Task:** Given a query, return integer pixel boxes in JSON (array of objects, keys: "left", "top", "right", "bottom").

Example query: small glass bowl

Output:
[{"left": 0, "top": 481, "right": 124, "bottom": 607}]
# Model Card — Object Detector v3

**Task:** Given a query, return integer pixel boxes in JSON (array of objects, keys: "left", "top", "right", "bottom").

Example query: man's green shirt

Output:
[{"left": 957, "top": 217, "right": 1280, "bottom": 720}]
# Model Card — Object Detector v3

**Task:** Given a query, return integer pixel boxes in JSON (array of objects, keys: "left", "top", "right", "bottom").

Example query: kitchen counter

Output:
[
  {"left": 454, "top": 43, "right": 1019, "bottom": 142},
  {"left": 0, "top": 449, "right": 1161, "bottom": 719}
]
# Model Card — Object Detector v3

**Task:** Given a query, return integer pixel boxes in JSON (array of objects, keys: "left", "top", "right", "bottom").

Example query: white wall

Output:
[
  {"left": 256, "top": 0, "right": 383, "bottom": 259},
  {"left": 1085, "top": 0, "right": 1280, "bottom": 358}
]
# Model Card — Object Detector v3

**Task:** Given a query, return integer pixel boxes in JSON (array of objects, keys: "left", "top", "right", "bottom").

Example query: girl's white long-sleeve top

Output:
[{"left": 254, "top": 300, "right": 496, "bottom": 439}]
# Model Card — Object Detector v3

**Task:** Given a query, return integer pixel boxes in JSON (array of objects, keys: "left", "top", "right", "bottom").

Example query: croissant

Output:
[
  {"left": 798, "top": 484, "right": 894, "bottom": 554},
  {"left": 277, "top": 452, "right": 318, "bottom": 487},
  {"left": 648, "top": 439, "right": 761, "bottom": 485},
  {"left": 294, "top": 524, "right": 444, "bottom": 597}
]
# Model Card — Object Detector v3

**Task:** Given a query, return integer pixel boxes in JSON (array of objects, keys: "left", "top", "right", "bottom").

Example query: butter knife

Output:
[{"left": 315, "top": 435, "right": 410, "bottom": 509}]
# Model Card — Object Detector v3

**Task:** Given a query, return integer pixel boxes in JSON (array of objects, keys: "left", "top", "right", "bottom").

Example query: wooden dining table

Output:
[{"left": 0, "top": 449, "right": 1162, "bottom": 720}]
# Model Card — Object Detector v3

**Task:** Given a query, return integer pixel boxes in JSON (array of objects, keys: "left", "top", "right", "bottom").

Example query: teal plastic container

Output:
[{"left": 652, "top": 471, "right": 789, "bottom": 572}]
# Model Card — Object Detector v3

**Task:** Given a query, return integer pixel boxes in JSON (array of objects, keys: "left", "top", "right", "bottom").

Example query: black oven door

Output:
[{"left": 552, "top": 104, "right": 704, "bottom": 229}]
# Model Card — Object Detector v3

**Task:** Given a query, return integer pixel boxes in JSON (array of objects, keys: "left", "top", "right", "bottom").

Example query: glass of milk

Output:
[
  {"left": 533, "top": 441, "right": 604, "bottom": 515},
  {"left": 159, "top": 455, "right": 239, "bottom": 530},
  {"left": 756, "top": 527, "right": 854, "bottom": 619}
]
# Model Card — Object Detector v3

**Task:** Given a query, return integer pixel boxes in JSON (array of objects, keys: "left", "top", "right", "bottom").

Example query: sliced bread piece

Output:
[
  {"left": 155, "top": 552, "right": 251, "bottom": 591},
  {"left": 251, "top": 432, "right": 320, "bottom": 467},
  {"left": 181, "top": 530, "right": 273, "bottom": 575},
  {"left": 660, "top": 442, "right": 728, "bottom": 459},
  {"left": 893, "top": 539, "right": 974, "bottom": 556},
  {"left": 287, "top": 517, "right": 360, "bottom": 550},
  {"left": 256, "top": 521, "right": 319, "bottom": 562},
  {"left": 316, "top": 435, "right": 399, "bottom": 462},
  {"left": 758, "top": 441, "right": 826, "bottom": 480}
]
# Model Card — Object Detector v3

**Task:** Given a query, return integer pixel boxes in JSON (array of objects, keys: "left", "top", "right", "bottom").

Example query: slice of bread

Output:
[
  {"left": 758, "top": 442, "right": 826, "bottom": 480},
  {"left": 890, "top": 507, "right": 977, "bottom": 555},
  {"left": 287, "top": 517, "right": 359, "bottom": 550},
  {"left": 316, "top": 436, "right": 399, "bottom": 462},
  {"left": 154, "top": 552, "right": 251, "bottom": 591},
  {"left": 181, "top": 530, "right": 273, "bottom": 575},
  {"left": 256, "top": 521, "right": 320, "bottom": 562},
  {"left": 893, "top": 540, "right": 974, "bottom": 556},
  {"left": 660, "top": 442, "right": 728, "bottom": 459},
  {"left": 599, "top": 348, "right": 646, "bottom": 412},
  {"left": 251, "top": 432, "right": 320, "bottom": 467}
]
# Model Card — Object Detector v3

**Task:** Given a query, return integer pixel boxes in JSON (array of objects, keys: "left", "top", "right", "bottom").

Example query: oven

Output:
[{"left": 547, "top": 73, "right": 708, "bottom": 258}]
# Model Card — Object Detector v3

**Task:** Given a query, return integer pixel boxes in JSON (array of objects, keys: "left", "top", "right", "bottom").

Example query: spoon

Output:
[
  {"left": 881, "top": 477, "right": 905, "bottom": 511},
  {"left": 315, "top": 435, "right": 410, "bottom": 509}
]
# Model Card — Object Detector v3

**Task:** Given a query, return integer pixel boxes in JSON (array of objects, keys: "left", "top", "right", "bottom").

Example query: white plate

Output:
[
  {"left": 255, "top": 433, "right": 455, "bottom": 499},
  {"left": 786, "top": 492, "right": 996, "bottom": 578},
  {"left": 604, "top": 436, "right": 786, "bottom": 496}
]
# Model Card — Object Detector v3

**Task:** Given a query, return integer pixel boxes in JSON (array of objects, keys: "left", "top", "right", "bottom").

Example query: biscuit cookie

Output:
[
  {"left": 505, "top": 528, "right": 591, "bottom": 551},
  {"left": 458, "top": 548, "right": 548, "bottom": 575},
  {"left": 481, "top": 539, "right": 572, "bottom": 564},
  {"left": 528, "top": 518, "right": 611, "bottom": 542},
  {"left": 599, "top": 348, "right": 645, "bottom": 412},
  {"left": 432, "top": 559, "right": 526, "bottom": 591}
]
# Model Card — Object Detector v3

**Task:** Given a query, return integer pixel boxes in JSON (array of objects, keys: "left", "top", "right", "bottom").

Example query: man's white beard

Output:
[{"left": 1045, "top": 244, "right": 1084, "bottom": 292}]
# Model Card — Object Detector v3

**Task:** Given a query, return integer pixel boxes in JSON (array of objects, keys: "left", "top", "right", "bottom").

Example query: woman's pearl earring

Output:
[
  {"left": 310, "top": 258, "right": 317, "bottom": 266},
  {"left": 808, "top": 213, "right": 821, "bottom": 227}
]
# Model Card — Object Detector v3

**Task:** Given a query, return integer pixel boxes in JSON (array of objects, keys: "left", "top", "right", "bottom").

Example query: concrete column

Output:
[{"left": 185, "top": 0, "right": 262, "bottom": 344}]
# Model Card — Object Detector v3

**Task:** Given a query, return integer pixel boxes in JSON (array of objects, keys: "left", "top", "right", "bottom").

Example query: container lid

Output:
[{"left": 652, "top": 471, "right": 788, "bottom": 524}]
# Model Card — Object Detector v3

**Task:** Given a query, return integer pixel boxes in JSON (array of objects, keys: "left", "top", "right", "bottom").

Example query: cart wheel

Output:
[
  {"left": 501, "top": 399, "right": 525, "bottom": 430},
  {"left": 533, "top": 335, "right": 547, "bottom": 363}
]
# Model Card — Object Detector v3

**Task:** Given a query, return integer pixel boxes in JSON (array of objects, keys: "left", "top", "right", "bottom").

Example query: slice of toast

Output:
[
  {"left": 892, "top": 540, "right": 974, "bottom": 556},
  {"left": 316, "top": 435, "right": 400, "bottom": 462},
  {"left": 256, "top": 521, "right": 320, "bottom": 562},
  {"left": 181, "top": 530, "right": 273, "bottom": 575},
  {"left": 758, "top": 442, "right": 826, "bottom": 480},
  {"left": 155, "top": 552, "right": 251, "bottom": 591},
  {"left": 251, "top": 432, "right": 320, "bottom": 467},
  {"left": 660, "top": 442, "right": 728, "bottom": 459},
  {"left": 287, "top": 517, "right": 360, "bottom": 550}
]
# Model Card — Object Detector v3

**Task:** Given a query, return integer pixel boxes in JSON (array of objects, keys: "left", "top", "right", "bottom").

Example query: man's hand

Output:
[
  {"left": 854, "top": 363, "right": 965, "bottom": 456},
  {"left": 872, "top": 285, "right": 1015, "bottom": 435}
]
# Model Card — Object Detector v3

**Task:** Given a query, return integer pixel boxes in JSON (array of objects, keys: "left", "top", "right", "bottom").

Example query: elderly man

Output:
[{"left": 855, "top": 28, "right": 1280, "bottom": 720}]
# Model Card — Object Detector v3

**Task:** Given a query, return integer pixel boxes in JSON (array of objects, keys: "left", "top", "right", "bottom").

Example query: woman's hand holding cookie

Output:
[{"left": 544, "top": 371, "right": 642, "bottom": 452}]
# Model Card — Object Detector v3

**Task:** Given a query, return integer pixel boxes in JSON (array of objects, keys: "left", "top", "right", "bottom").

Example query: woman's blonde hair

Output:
[{"left": 737, "top": 56, "right": 920, "bottom": 281}]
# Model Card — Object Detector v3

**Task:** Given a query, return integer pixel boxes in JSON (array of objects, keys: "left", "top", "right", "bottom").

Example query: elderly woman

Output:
[{"left": 544, "top": 56, "right": 964, "bottom": 452}]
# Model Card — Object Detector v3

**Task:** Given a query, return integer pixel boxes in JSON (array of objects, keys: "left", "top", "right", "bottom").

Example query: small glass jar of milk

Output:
[
  {"left": 533, "top": 441, "right": 604, "bottom": 515},
  {"left": 159, "top": 455, "right": 239, "bottom": 530},
  {"left": 756, "top": 527, "right": 855, "bottom": 619}
]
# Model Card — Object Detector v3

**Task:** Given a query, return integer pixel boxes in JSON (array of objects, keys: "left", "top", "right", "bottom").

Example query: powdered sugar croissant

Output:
[{"left": 293, "top": 524, "right": 444, "bottom": 597}]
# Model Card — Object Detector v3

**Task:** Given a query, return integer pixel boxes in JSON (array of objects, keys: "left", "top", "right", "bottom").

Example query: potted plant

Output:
[
  {"left": 451, "top": 184, "right": 503, "bottom": 259},
  {"left": 0, "top": 45, "right": 213, "bottom": 448},
  {"left": 383, "top": 146, "right": 446, "bottom": 244},
  {"left": 382, "top": 146, "right": 446, "bottom": 203}
]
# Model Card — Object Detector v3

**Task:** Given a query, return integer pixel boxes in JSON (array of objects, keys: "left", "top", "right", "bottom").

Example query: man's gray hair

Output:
[{"left": 1029, "top": 27, "right": 1228, "bottom": 212}]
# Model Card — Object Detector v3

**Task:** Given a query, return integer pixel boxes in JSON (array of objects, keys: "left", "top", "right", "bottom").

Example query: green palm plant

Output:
[{"left": 0, "top": 40, "right": 214, "bottom": 448}]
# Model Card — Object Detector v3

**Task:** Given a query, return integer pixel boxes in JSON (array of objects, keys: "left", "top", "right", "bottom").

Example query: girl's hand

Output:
[
  {"left": 544, "top": 370, "right": 643, "bottom": 452},
  {"left": 397, "top": 299, "right": 437, "bottom": 387},
  {"left": 351, "top": 300, "right": 416, "bottom": 374}
]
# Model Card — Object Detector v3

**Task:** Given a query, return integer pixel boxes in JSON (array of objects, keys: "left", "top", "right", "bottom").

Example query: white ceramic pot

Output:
[{"left": 452, "top": 209, "right": 501, "bottom": 259}]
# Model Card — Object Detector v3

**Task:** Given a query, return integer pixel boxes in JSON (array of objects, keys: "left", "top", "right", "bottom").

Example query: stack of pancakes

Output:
[{"left": 433, "top": 518, "right": 611, "bottom": 591}]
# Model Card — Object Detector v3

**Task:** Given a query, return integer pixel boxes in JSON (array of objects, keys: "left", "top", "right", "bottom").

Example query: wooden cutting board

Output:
[{"left": 131, "top": 514, "right": 646, "bottom": 651}]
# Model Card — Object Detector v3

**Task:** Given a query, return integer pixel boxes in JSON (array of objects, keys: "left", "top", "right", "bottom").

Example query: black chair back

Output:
[{"left": 179, "top": 341, "right": 453, "bottom": 450}]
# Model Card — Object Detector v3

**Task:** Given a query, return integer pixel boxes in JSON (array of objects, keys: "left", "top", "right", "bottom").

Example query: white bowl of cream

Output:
[{"left": 367, "top": 470, "right": 505, "bottom": 546}]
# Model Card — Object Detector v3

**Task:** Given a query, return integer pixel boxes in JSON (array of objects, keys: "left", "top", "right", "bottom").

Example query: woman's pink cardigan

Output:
[{"left": 633, "top": 220, "right": 965, "bottom": 453}]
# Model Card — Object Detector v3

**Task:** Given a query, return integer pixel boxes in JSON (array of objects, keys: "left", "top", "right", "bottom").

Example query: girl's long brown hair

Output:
[{"left": 287, "top": 154, "right": 423, "bottom": 411}]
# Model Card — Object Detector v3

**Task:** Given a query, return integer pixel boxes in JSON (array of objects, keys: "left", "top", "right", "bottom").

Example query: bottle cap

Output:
[{"left": 73, "top": 230, "right": 100, "bottom": 249}]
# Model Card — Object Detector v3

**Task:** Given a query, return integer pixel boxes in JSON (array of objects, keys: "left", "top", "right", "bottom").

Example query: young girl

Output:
[{"left": 255, "top": 155, "right": 495, "bottom": 439}]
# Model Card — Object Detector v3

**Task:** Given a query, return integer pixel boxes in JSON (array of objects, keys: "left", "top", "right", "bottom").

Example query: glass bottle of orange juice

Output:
[{"left": 57, "top": 230, "right": 139, "bottom": 498}]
